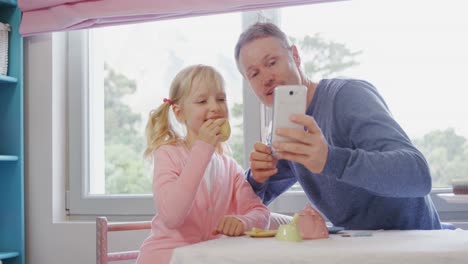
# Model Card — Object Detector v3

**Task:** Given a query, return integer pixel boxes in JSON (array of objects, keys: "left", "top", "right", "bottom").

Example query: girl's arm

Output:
[
  {"left": 231, "top": 163, "right": 270, "bottom": 231},
  {"left": 152, "top": 141, "right": 214, "bottom": 228}
]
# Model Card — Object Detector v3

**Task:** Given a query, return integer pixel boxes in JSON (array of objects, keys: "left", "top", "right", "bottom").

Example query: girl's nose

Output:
[{"left": 208, "top": 99, "right": 221, "bottom": 111}]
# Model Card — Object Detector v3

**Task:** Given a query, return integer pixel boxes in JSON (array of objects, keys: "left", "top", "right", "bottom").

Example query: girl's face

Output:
[{"left": 176, "top": 80, "right": 228, "bottom": 143}]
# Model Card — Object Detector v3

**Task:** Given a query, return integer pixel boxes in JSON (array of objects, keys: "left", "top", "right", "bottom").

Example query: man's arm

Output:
[
  {"left": 323, "top": 80, "right": 431, "bottom": 197},
  {"left": 245, "top": 159, "right": 297, "bottom": 205}
]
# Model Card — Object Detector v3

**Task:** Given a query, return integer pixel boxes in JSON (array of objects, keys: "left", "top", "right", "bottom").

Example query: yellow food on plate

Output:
[
  {"left": 219, "top": 120, "right": 231, "bottom": 142},
  {"left": 244, "top": 227, "right": 278, "bottom": 237},
  {"left": 251, "top": 227, "right": 263, "bottom": 233}
]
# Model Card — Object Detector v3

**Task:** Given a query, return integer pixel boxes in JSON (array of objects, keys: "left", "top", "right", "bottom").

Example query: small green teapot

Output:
[{"left": 275, "top": 213, "right": 302, "bottom": 242}]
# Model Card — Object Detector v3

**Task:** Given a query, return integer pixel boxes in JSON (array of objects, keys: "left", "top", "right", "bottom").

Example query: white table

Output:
[{"left": 170, "top": 230, "right": 468, "bottom": 264}]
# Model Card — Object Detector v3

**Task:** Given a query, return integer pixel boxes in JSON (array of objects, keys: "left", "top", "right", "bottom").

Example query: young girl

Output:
[{"left": 136, "top": 65, "right": 270, "bottom": 264}]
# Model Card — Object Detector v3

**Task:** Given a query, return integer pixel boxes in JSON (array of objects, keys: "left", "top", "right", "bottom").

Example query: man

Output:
[{"left": 235, "top": 22, "right": 445, "bottom": 230}]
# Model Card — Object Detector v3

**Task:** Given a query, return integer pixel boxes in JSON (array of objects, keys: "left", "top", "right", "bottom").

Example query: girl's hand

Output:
[
  {"left": 197, "top": 118, "right": 226, "bottom": 146},
  {"left": 213, "top": 216, "right": 245, "bottom": 236}
]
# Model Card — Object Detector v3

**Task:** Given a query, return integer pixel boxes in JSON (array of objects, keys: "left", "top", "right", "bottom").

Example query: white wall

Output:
[{"left": 24, "top": 34, "right": 147, "bottom": 264}]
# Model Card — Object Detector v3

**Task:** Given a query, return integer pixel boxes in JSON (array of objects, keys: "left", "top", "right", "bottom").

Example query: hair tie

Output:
[{"left": 163, "top": 98, "right": 173, "bottom": 105}]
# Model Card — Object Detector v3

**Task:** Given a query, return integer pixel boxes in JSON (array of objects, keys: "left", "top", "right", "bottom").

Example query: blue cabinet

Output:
[{"left": 0, "top": 0, "right": 24, "bottom": 264}]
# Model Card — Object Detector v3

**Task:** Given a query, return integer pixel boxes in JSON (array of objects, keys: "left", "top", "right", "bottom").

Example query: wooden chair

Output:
[{"left": 96, "top": 217, "right": 152, "bottom": 264}]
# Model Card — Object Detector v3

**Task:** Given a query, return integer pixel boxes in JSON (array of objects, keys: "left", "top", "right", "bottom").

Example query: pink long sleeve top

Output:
[{"left": 136, "top": 140, "right": 270, "bottom": 264}]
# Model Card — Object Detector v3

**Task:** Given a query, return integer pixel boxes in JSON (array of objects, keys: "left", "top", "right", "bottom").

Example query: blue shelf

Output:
[
  {"left": 0, "top": 1, "right": 16, "bottom": 7},
  {"left": 0, "top": 155, "right": 18, "bottom": 161},
  {"left": 0, "top": 75, "right": 18, "bottom": 84},
  {"left": 0, "top": 251, "right": 19, "bottom": 259},
  {"left": 0, "top": 2, "right": 24, "bottom": 264}
]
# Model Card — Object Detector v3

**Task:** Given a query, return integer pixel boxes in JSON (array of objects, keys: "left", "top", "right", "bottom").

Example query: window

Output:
[
  {"left": 68, "top": 0, "right": 468, "bottom": 217},
  {"left": 270, "top": 0, "right": 468, "bottom": 217},
  {"left": 68, "top": 11, "right": 268, "bottom": 216},
  {"left": 88, "top": 14, "right": 246, "bottom": 195},
  {"left": 280, "top": 0, "right": 468, "bottom": 189}
]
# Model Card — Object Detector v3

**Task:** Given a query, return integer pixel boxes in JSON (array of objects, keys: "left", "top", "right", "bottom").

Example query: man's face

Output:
[{"left": 238, "top": 36, "right": 302, "bottom": 107}]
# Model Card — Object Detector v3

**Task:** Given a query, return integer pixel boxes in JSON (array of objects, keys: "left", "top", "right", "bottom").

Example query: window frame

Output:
[{"left": 68, "top": 30, "right": 156, "bottom": 216}]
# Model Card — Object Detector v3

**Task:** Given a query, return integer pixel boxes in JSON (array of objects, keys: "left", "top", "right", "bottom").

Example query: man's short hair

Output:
[{"left": 234, "top": 22, "right": 291, "bottom": 65}]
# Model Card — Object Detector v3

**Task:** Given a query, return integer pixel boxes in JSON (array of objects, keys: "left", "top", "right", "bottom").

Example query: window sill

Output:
[{"left": 437, "top": 193, "right": 468, "bottom": 204}]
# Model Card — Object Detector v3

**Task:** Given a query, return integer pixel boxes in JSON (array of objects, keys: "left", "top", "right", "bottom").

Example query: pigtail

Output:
[{"left": 144, "top": 103, "right": 180, "bottom": 158}]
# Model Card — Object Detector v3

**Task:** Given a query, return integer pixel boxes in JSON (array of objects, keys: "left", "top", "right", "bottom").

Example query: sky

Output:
[{"left": 93, "top": 0, "right": 468, "bottom": 140}]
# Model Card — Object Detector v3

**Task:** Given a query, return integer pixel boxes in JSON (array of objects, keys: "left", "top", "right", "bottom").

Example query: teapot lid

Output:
[{"left": 299, "top": 204, "right": 320, "bottom": 216}]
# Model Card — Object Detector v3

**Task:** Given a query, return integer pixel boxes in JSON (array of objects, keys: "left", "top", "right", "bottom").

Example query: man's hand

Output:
[
  {"left": 213, "top": 216, "right": 245, "bottom": 236},
  {"left": 249, "top": 142, "right": 278, "bottom": 183},
  {"left": 272, "top": 114, "right": 328, "bottom": 174},
  {"left": 197, "top": 118, "right": 226, "bottom": 146}
]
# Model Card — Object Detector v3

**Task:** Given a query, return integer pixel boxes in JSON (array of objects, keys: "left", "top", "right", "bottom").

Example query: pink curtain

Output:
[{"left": 18, "top": 0, "right": 343, "bottom": 36}]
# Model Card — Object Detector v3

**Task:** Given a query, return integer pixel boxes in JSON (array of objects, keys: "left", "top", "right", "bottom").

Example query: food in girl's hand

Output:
[{"left": 219, "top": 120, "right": 231, "bottom": 142}]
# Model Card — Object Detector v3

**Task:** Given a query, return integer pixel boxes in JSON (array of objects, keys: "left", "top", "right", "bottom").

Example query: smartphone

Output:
[{"left": 270, "top": 85, "right": 307, "bottom": 144}]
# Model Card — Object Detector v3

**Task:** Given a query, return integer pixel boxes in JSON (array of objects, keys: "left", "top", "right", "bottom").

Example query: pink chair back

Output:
[{"left": 96, "top": 217, "right": 152, "bottom": 264}]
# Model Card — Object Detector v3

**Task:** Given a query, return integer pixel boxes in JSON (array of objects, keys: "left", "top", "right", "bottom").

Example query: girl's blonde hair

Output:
[{"left": 144, "top": 64, "right": 230, "bottom": 157}]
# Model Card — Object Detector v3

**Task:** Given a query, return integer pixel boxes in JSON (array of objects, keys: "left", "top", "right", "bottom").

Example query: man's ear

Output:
[
  {"left": 291, "top": 45, "right": 301, "bottom": 67},
  {"left": 172, "top": 104, "right": 184, "bottom": 122}
]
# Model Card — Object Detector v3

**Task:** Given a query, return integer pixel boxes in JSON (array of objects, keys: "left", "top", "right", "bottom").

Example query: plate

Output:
[
  {"left": 327, "top": 226, "right": 344, "bottom": 234},
  {"left": 245, "top": 227, "right": 343, "bottom": 237},
  {"left": 244, "top": 229, "right": 278, "bottom": 237}
]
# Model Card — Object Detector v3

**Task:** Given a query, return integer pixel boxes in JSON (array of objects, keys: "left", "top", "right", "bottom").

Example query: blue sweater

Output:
[{"left": 246, "top": 78, "right": 442, "bottom": 230}]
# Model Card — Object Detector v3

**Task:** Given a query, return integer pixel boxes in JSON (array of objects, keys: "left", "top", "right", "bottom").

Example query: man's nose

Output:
[{"left": 262, "top": 72, "right": 275, "bottom": 88}]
